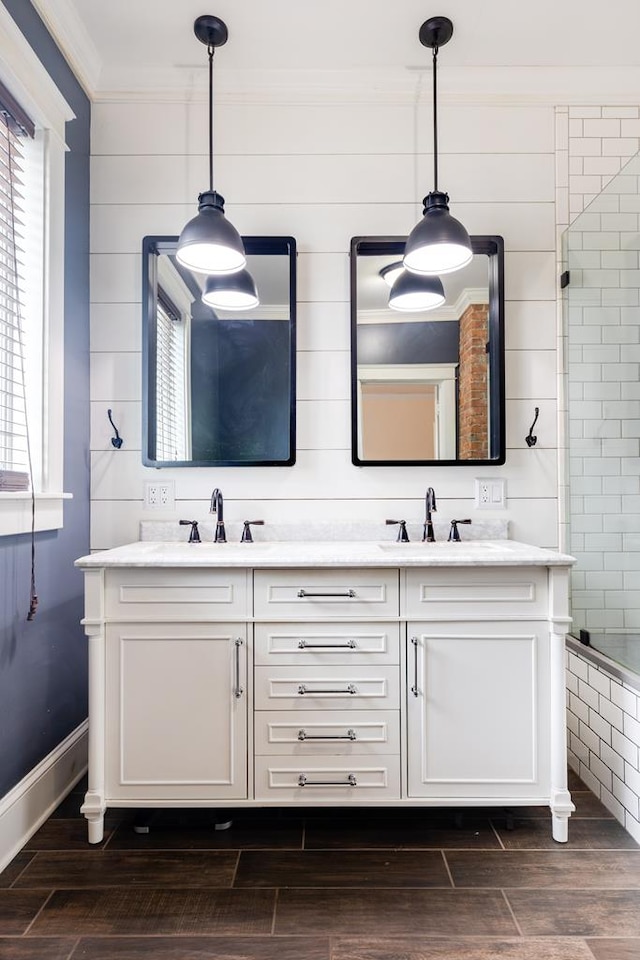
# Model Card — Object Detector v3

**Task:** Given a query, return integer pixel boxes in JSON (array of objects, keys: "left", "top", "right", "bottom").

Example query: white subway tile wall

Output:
[
  {"left": 566, "top": 649, "right": 640, "bottom": 843},
  {"left": 90, "top": 99, "right": 558, "bottom": 550},
  {"left": 564, "top": 107, "right": 640, "bottom": 633}
]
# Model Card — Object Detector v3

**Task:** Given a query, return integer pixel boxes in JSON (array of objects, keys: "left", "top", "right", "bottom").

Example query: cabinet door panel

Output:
[
  {"left": 105, "top": 623, "right": 247, "bottom": 800},
  {"left": 407, "top": 621, "right": 550, "bottom": 798}
]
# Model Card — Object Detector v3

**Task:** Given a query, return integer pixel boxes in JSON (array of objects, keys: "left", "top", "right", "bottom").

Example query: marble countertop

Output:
[{"left": 75, "top": 539, "right": 575, "bottom": 569}]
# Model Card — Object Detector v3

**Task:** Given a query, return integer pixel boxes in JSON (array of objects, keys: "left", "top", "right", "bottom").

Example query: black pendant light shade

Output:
[
  {"left": 404, "top": 17, "right": 472, "bottom": 277},
  {"left": 379, "top": 261, "right": 405, "bottom": 288},
  {"left": 404, "top": 190, "right": 472, "bottom": 275},
  {"left": 177, "top": 190, "right": 246, "bottom": 275},
  {"left": 176, "top": 15, "right": 247, "bottom": 276},
  {"left": 388, "top": 269, "right": 445, "bottom": 312},
  {"left": 202, "top": 268, "right": 259, "bottom": 310}
]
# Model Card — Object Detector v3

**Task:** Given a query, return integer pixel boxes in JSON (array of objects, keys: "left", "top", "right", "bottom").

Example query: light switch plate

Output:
[{"left": 474, "top": 478, "right": 506, "bottom": 510}]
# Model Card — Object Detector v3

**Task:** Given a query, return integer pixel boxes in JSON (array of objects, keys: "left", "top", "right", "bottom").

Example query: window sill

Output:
[{"left": 0, "top": 492, "right": 73, "bottom": 537}]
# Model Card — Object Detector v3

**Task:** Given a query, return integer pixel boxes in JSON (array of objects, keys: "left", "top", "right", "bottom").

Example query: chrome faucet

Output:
[
  {"left": 209, "top": 487, "right": 226, "bottom": 542},
  {"left": 423, "top": 487, "right": 437, "bottom": 542}
]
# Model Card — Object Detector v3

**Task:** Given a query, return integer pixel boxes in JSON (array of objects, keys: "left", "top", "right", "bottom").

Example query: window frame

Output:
[{"left": 0, "top": 4, "right": 74, "bottom": 536}]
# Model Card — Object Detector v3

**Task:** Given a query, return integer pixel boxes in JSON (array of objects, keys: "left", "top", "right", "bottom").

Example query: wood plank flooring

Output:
[{"left": 0, "top": 772, "right": 639, "bottom": 959}]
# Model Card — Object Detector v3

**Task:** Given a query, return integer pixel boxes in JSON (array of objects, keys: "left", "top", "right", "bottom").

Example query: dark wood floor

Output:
[{"left": 1, "top": 769, "right": 639, "bottom": 959}]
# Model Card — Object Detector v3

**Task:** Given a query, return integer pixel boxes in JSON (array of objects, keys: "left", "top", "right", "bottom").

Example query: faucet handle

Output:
[
  {"left": 241, "top": 520, "right": 264, "bottom": 543},
  {"left": 448, "top": 519, "right": 472, "bottom": 542},
  {"left": 386, "top": 519, "right": 410, "bottom": 542},
  {"left": 179, "top": 520, "right": 201, "bottom": 543}
]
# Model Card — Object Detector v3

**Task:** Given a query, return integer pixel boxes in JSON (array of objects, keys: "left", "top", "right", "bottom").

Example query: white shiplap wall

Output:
[{"left": 90, "top": 96, "right": 558, "bottom": 550}]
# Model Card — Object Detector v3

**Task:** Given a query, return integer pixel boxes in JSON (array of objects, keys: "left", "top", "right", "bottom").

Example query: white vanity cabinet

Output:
[
  {"left": 104, "top": 622, "right": 248, "bottom": 803},
  {"left": 406, "top": 620, "right": 550, "bottom": 798},
  {"left": 76, "top": 542, "right": 574, "bottom": 844},
  {"left": 80, "top": 566, "right": 250, "bottom": 842},
  {"left": 252, "top": 569, "right": 402, "bottom": 802}
]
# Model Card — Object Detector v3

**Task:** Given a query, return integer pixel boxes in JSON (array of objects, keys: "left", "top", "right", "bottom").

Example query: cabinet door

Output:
[
  {"left": 105, "top": 623, "right": 247, "bottom": 801},
  {"left": 407, "top": 621, "right": 550, "bottom": 799}
]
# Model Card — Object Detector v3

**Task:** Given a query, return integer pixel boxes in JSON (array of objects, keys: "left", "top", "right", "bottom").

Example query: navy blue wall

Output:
[{"left": 0, "top": 1, "right": 90, "bottom": 796}]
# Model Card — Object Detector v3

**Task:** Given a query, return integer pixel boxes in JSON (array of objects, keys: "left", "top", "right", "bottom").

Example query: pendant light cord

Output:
[
  {"left": 208, "top": 44, "right": 215, "bottom": 193},
  {"left": 432, "top": 45, "right": 439, "bottom": 192}
]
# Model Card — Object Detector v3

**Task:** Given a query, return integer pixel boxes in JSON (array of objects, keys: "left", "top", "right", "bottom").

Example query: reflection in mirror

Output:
[
  {"left": 143, "top": 236, "right": 296, "bottom": 467},
  {"left": 350, "top": 236, "right": 504, "bottom": 466}
]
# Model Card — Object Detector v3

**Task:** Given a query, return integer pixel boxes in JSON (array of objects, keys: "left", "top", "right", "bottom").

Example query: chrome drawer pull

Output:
[
  {"left": 297, "top": 639, "right": 357, "bottom": 649},
  {"left": 297, "top": 589, "right": 356, "bottom": 598},
  {"left": 297, "top": 683, "right": 357, "bottom": 695},
  {"left": 410, "top": 635, "right": 419, "bottom": 697},
  {"left": 298, "top": 728, "right": 357, "bottom": 741},
  {"left": 234, "top": 638, "right": 244, "bottom": 698},
  {"left": 298, "top": 773, "right": 357, "bottom": 787}
]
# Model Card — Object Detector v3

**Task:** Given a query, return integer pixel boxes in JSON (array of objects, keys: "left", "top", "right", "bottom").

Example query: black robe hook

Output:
[
  {"left": 107, "top": 409, "right": 123, "bottom": 449},
  {"left": 526, "top": 407, "right": 539, "bottom": 447}
]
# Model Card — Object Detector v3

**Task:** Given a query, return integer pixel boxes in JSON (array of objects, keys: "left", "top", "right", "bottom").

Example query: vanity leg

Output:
[
  {"left": 81, "top": 791, "right": 107, "bottom": 844},
  {"left": 84, "top": 811, "right": 105, "bottom": 845},
  {"left": 83, "top": 626, "right": 107, "bottom": 845},
  {"left": 552, "top": 812, "right": 569, "bottom": 843},
  {"left": 550, "top": 788, "right": 574, "bottom": 843}
]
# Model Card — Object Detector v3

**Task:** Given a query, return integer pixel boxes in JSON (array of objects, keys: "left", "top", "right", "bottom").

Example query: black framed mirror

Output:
[
  {"left": 350, "top": 235, "right": 505, "bottom": 466},
  {"left": 142, "top": 236, "right": 296, "bottom": 466}
]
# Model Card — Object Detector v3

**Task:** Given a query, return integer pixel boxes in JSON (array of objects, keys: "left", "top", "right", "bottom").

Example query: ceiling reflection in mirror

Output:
[
  {"left": 143, "top": 236, "right": 296, "bottom": 467},
  {"left": 350, "top": 236, "right": 504, "bottom": 466}
]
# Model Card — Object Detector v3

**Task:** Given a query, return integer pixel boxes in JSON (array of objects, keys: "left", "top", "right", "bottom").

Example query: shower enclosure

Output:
[{"left": 564, "top": 152, "right": 640, "bottom": 676}]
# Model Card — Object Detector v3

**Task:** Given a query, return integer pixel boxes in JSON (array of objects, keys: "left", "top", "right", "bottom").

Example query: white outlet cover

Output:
[
  {"left": 474, "top": 478, "right": 506, "bottom": 510},
  {"left": 144, "top": 480, "right": 175, "bottom": 510}
]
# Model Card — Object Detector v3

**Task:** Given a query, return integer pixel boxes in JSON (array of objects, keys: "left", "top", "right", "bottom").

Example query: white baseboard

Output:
[{"left": 0, "top": 720, "right": 88, "bottom": 873}]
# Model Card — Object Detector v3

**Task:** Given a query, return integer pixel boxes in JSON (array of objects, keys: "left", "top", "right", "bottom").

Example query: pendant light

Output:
[
  {"left": 403, "top": 16, "right": 473, "bottom": 277},
  {"left": 202, "top": 269, "right": 259, "bottom": 311},
  {"left": 388, "top": 270, "right": 445, "bottom": 312},
  {"left": 379, "top": 262, "right": 445, "bottom": 312},
  {"left": 176, "top": 16, "right": 246, "bottom": 276},
  {"left": 379, "top": 261, "right": 405, "bottom": 288}
]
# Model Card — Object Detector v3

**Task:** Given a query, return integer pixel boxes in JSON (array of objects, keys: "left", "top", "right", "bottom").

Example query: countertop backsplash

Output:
[{"left": 139, "top": 519, "right": 509, "bottom": 544}]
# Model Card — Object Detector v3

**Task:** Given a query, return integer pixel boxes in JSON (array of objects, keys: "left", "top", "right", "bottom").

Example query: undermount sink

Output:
[
  {"left": 377, "top": 541, "right": 503, "bottom": 552},
  {"left": 192, "top": 542, "right": 274, "bottom": 551}
]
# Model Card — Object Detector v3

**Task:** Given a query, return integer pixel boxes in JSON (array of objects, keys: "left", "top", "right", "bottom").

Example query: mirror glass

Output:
[
  {"left": 350, "top": 236, "right": 504, "bottom": 466},
  {"left": 142, "top": 236, "right": 296, "bottom": 466}
]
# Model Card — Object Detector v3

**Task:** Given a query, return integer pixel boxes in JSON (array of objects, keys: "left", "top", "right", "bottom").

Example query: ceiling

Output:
[{"left": 31, "top": 0, "right": 640, "bottom": 102}]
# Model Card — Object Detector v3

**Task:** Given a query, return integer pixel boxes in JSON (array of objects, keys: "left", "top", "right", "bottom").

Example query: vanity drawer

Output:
[
  {"left": 404, "top": 566, "right": 548, "bottom": 620},
  {"left": 104, "top": 568, "right": 249, "bottom": 620},
  {"left": 255, "top": 755, "right": 400, "bottom": 801},
  {"left": 254, "top": 622, "right": 400, "bottom": 665},
  {"left": 254, "top": 569, "right": 399, "bottom": 619},
  {"left": 254, "top": 665, "right": 399, "bottom": 710},
  {"left": 255, "top": 710, "right": 400, "bottom": 755}
]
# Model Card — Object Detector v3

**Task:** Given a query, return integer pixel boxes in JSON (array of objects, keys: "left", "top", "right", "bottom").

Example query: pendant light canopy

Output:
[
  {"left": 202, "top": 269, "right": 259, "bottom": 311},
  {"left": 404, "top": 16, "right": 472, "bottom": 277},
  {"left": 176, "top": 16, "right": 246, "bottom": 276},
  {"left": 388, "top": 269, "right": 445, "bottom": 313}
]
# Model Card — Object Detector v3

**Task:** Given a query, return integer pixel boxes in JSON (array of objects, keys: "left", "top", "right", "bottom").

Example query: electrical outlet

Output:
[
  {"left": 144, "top": 480, "right": 175, "bottom": 511},
  {"left": 474, "top": 478, "right": 506, "bottom": 510}
]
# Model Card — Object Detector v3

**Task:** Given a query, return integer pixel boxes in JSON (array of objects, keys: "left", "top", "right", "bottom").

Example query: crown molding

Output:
[
  {"left": 90, "top": 64, "right": 640, "bottom": 106},
  {"left": 30, "top": 0, "right": 101, "bottom": 97},
  {"left": 359, "top": 287, "right": 488, "bottom": 325}
]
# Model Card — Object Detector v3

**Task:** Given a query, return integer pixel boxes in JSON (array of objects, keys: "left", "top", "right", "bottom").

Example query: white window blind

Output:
[
  {"left": 0, "top": 102, "right": 31, "bottom": 492},
  {"left": 155, "top": 289, "right": 188, "bottom": 462}
]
